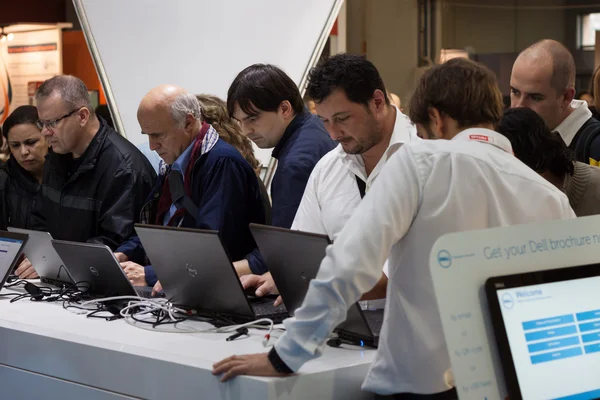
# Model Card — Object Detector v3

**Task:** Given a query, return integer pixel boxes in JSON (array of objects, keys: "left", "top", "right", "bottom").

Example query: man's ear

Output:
[
  {"left": 279, "top": 100, "right": 294, "bottom": 119},
  {"left": 563, "top": 87, "right": 576, "bottom": 106},
  {"left": 427, "top": 107, "right": 445, "bottom": 138},
  {"left": 184, "top": 113, "right": 197, "bottom": 133},
  {"left": 78, "top": 107, "right": 91, "bottom": 127},
  {"left": 371, "top": 89, "right": 387, "bottom": 113}
]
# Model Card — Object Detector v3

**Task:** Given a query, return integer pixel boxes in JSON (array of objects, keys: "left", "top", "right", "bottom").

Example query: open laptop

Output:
[
  {"left": 134, "top": 224, "right": 288, "bottom": 323},
  {"left": 486, "top": 264, "right": 600, "bottom": 400},
  {"left": 249, "top": 223, "right": 383, "bottom": 348},
  {"left": 0, "top": 231, "right": 28, "bottom": 288},
  {"left": 51, "top": 241, "right": 153, "bottom": 298},
  {"left": 7, "top": 228, "right": 74, "bottom": 287}
]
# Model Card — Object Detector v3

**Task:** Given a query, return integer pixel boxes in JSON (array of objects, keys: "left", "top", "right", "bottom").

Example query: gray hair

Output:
[
  {"left": 35, "top": 75, "right": 95, "bottom": 116},
  {"left": 170, "top": 92, "right": 202, "bottom": 127}
]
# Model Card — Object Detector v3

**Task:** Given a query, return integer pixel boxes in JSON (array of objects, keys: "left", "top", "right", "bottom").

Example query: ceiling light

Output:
[{"left": 6, "top": 33, "right": 14, "bottom": 41}]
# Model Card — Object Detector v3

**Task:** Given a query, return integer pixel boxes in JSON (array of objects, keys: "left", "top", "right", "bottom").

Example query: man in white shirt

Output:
[
  {"left": 510, "top": 39, "right": 600, "bottom": 165},
  {"left": 241, "top": 54, "right": 418, "bottom": 302},
  {"left": 213, "top": 58, "right": 575, "bottom": 398}
]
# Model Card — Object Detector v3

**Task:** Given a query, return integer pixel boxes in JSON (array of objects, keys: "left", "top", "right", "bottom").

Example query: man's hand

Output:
[
  {"left": 120, "top": 261, "right": 147, "bottom": 286},
  {"left": 240, "top": 272, "right": 283, "bottom": 306},
  {"left": 114, "top": 252, "right": 128, "bottom": 263},
  {"left": 152, "top": 281, "right": 163, "bottom": 296},
  {"left": 212, "top": 353, "right": 288, "bottom": 382},
  {"left": 233, "top": 259, "right": 252, "bottom": 277},
  {"left": 15, "top": 257, "right": 39, "bottom": 279}
]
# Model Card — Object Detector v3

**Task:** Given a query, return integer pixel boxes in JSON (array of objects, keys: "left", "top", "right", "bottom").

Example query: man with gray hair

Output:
[
  {"left": 510, "top": 39, "right": 600, "bottom": 165},
  {"left": 115, "top": 84, "right": 266, "bottom": 290},
  {"left": 31, "top": 75, "right": 155, "bottom": 252}
]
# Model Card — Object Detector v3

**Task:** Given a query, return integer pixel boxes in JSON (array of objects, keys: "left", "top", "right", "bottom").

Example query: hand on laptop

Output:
[
  {"left": 240, "top": 272, "right": 283, "bottom": 306},
  {"left": 120, "top": 261, "right": 147, "bottom": 286},
  {"left": 114, "top": 252, "right": 128, "bottom": 263},
  {"left": 15, "top": 257, "right": 39, "bottom": 279},
  {"left": 151, "top": 281, "right": 162, "bottom": 297}
]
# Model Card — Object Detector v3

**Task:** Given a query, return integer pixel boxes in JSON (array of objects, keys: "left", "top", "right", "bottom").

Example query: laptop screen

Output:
[
  {"left": 495, "top": 275, "right": 600, "bottom": 400},
  {"left": 0, "top": 236, "right": 24, "bottom": 275}
]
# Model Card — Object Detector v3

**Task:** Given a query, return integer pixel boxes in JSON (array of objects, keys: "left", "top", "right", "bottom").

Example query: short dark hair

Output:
[
  {"left": 409, "top": 58, "right": 503, "bottom": 128},
  {"left": 307, "top": 53, "right": 389, "bottom": 106},
  {"left": 496, "top": 107, "right": 574, "bottom": 176},
  {"left": 227, "top": 64, "right": 304, "bottom": 117},
  {"left": 35, "top": 75, "right": 95, "bottom": 116},
  {"left": 2, "top": 105, "right": 40, "bottom": 140}
]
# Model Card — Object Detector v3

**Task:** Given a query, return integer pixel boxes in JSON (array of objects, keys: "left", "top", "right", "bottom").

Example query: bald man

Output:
[
  {"left": 115, "top": 85, "right": 267, "bottom": 289},
  {"left": 510, "top": 39, "right": 600, "bottom": 165},
  {"left": 31, "top": 75, "right": 155, "bottom": 251}
]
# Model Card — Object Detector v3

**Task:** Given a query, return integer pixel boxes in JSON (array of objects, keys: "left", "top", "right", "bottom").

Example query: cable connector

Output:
[{"left": 262, "top": 333, "right": 271, "bottom": 347}]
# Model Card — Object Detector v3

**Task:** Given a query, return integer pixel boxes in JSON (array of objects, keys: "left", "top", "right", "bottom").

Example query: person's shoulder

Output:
[
  {"left": 295, "top": 114, "right": 335, "bottom": 146},
  {"left": 202, "top": 139, "right": 255, "bottom": 172}
]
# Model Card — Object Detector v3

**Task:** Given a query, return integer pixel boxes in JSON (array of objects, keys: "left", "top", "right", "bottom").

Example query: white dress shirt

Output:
[
  {"left": 275, "top": 128, "right": 575, "bottom": 395},
  {"left": 555, "top": 100, "right": 593, "bottom": 146},
  {"left": 291, "top": 106, "right": 419, "bottom": 278}
]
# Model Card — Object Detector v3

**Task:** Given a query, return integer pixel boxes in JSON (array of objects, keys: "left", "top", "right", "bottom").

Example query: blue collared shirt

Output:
[{"left": 163, "top": 141, "right": 195, "bottom": 225}]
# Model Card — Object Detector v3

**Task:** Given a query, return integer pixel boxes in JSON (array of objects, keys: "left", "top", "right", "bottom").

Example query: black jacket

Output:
[
  {"left": 0, "top": 157, "right": 40, "bottom": 230},
  {"left": 32, "top": 118, "right": 156, "bottom": 249}
]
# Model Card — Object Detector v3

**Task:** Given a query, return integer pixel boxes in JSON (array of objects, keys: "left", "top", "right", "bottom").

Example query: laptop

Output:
[
  {"left": 7, "top": 228, "right": 74, "bottom": 287},
  {"left": 134, "top": 224, "right": 288, "bottom": 323},
  {"left": 486, "top": 264, "right": 600, "bottom": 400},
  {"left": 249, "top": 223, "right": 383, "bottom": 348},
  {"left": 0, "top": 231, "right": 28, "bottom": 288},
  {"left": 51, "top": 240, "right": 153, "bottom": 298}
]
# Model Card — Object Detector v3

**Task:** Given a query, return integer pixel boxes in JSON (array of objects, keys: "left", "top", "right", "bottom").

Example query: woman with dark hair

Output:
[
  {"left": 0, "top": 105, "right": 49, "bottom": 230},
  {"left": 497, "top": 107, "right": 600, "bottom": 216},
  {"left": 196, "top": 94, "right": 271, "bottom": 224}
]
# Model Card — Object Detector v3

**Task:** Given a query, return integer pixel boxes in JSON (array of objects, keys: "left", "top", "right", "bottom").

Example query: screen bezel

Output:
[
  {"left": 485, "top": 263, "right": 600, "bottom": 400},
  {"left": 0, "top": 231, "right": 29, "bottom": 288}
]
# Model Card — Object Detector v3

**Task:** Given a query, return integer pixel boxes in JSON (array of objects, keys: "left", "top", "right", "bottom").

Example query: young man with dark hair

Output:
[
  {"left": 497, "top": 107, "right": 600, "bottom": 217},
  {"left": 240, "top": 53, "right": 418, "bottom": 303},
  {"left": 213, "top": 58, "right": 575, "bottom": 399},
  {"left": 227, "top": 64, "right": 335, "bottom": 275},
  {"left": 510, "top": 39, "right": 600, "bottom": 165},
  {"left": 32, "top": 75, "right": 156, "bottom": 249}
]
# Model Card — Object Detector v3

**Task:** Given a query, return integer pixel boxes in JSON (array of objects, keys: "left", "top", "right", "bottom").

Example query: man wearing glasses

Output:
[{"left": 30, "top": 75, "right": 155, "bottom": 254}]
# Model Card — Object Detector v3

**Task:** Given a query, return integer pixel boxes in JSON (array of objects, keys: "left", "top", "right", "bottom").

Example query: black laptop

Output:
[
  {"left": 134, "top": 224, "right": 288, "bottom": 323},
  {"left": 486, "top": 264, "right": 600, "bottom": 400},
  {"left": 51, "top": 241, "right": 154, "bottom": 298},
  {"left": 250, "top": 223, "right": 383, "bottom": 347},
  {"left": 0, "top": 230, "right": 28, "bottom": 288}
]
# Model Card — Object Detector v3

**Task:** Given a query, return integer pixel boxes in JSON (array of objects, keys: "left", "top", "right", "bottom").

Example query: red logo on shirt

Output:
[{"left": 469, "top": 134, "right": 489, "bottom": 142}]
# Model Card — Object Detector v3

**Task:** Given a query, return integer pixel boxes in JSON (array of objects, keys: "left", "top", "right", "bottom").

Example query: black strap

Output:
[
  {"left": 268, "top": 347, "right": 293, "bottom": 373},
  {"left": 355, "top": 175, "right": 366, "bottom": 199},
  {"left": 573, "top": 118, "right": 600, "bottom": 164},
  {"left": 168, "top": 169, "right": 199, "bottom": 221}
]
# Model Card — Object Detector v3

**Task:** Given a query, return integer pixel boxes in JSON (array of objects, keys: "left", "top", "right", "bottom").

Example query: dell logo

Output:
[
  {"left": 185, "top": 263, "right": 197, "bottom": 278},
  {"left": 89, "top": 266, "right": 99, "bottom": 276},
  {"left": 501, "top": 293, "right": 514, "bottom": 310},
  {"left": 437, "top": 249, "right": 452, "bottom": 268},
  {"left": 300, "top": 272, "right": 309, "bottom": 282}
]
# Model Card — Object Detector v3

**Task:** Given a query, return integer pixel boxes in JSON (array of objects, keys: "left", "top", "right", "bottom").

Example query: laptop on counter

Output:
[
  {"left": 7, "top": 228, "right": 74, "bottom": 287},
  {"left": 250, "top": 223, "right": 383, "bottom": 348},
  {"left": 0, "top": 231, "right": 28, "bottom": 289},
  {"left": 134, "top": 224, "right": 288, "bottom": 323},
  {"left": 51, "top": 241, "right": 154, "bottom": 298},
  {"left": 486, "top": 264, "right": 600, "bottom": 400}
]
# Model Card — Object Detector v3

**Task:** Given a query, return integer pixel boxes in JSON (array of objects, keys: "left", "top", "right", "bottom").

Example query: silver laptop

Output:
[
  {"left": 7, "top": 228, "right": 74, "bottom": 287},
  {"left": 51, "top": 240, "right": 153, "bottom": 298},
  {"left": 0, "top": 230, "right": 29, "bottom": 288},
  {"left": 134, "top": 224, "right": 288, "bottom": 323}
]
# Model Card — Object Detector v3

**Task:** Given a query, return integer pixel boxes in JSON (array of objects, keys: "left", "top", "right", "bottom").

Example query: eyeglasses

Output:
[{"left": 36, "top": 108, "right": 81, "bottom": 130}]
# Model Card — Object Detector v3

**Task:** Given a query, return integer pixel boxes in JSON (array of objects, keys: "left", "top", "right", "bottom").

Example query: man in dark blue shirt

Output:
[
  {"left": 227, "top": 64, "right": 335, "bottom": 275},
  {"left": 115, "top": 84, "right": 266, "bottom": 288}
]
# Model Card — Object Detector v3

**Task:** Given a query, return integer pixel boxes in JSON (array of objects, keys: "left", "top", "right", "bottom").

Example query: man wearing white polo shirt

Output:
[
  {"left": 241, "top": 54, "right": 418, "bottom": 302},
  {"left": 213, "top": 58, "right": 575, "bottom": 399}
]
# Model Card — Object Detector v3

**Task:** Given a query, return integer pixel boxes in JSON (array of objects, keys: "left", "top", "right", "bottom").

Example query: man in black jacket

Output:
[{"left": 32, "top": 75, "right": 156, "bottom": 250}]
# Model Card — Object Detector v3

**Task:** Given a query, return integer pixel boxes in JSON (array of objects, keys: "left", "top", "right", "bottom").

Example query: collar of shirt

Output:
[
  {"left": 170, "top": 139, "right": 196, "bottom": 178},
  {"left": 555, "top": 100, "right": 592, "bottom": 146},
  {"left": 339, "top": 106, "right": 419, "bottom": 186},
  {"left": 451, "top": 127, "right": 513, "bottom": 154},
  {"left": 272, "top": 109, "right": 311, "bottom": 159}
]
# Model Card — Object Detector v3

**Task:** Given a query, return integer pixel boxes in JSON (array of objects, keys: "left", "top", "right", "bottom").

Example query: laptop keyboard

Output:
[
  {"left": 249, "top": 297, "right": 288, "bottom": 317},
  {"left": 363, "top": 309, "right": 384, "bottom": 336},
  {"left": 135, "top": 286, "right": 154, "bottom": 298}
]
